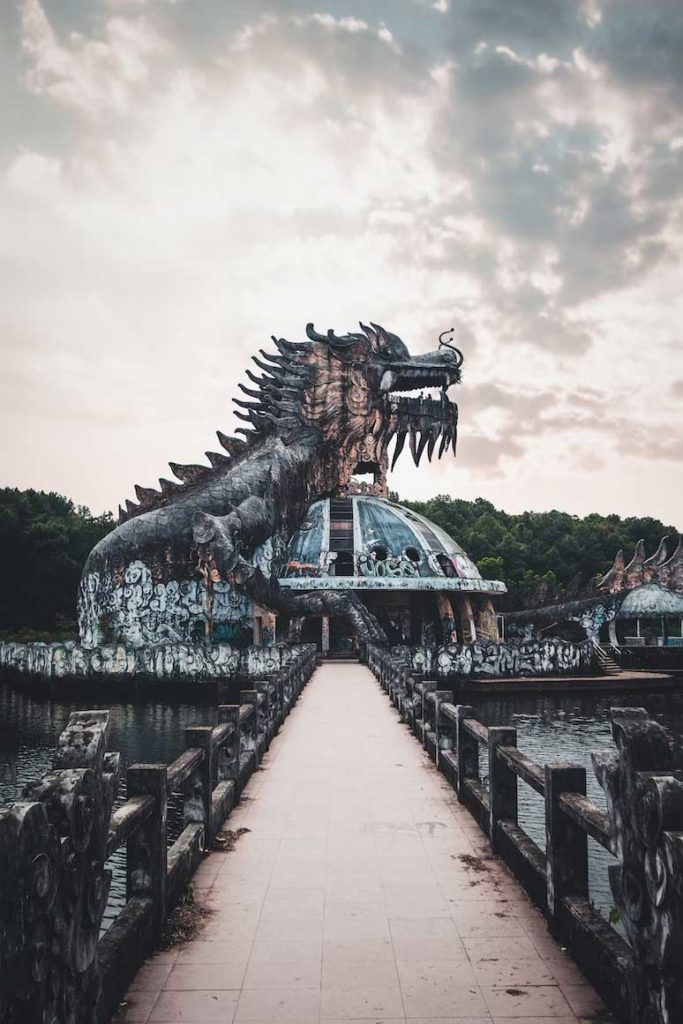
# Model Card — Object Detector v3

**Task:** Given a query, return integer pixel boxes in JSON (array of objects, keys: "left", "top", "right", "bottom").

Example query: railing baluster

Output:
[
  {"left": 126, "top": 763, "right": 168, "bottom": 937},
  {"left": 455, "top": 704, "right": 477, "bottom": 801},
  {"left": 545, "top": 764, "right": 588, "bottom": 931},
  {"left": 488, "top": 726, "right": 518, "bottom": 853}
]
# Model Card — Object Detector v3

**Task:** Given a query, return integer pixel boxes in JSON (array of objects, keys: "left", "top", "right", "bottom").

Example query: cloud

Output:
[
  {"left": 20, "top": 0, "right": 167, "bottom": 116},
  {"left": 1, "top": 0, "right": 682, "bottom": 526}
]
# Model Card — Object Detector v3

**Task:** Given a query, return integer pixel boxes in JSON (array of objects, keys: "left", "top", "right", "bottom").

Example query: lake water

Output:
[{"left": 1, "top": 679, "right": 681, "bottom": 932}]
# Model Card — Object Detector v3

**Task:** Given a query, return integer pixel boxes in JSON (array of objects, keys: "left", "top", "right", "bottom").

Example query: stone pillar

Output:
[
  {"left": 436, "top": 593, "right": 457, "bottom": 644},
  {"left": 321, "top": 615, "right": 330, "bottom": 654}
]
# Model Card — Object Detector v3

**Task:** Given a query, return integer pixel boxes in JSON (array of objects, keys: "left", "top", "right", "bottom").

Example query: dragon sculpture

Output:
[{"left": 78, "top": 323, "right": 462, "bottom": 647}]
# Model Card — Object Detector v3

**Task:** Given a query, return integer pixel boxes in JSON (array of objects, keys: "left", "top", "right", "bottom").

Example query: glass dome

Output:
[{"left": 280, "top": 495, "right": 506, "bottom": 595}]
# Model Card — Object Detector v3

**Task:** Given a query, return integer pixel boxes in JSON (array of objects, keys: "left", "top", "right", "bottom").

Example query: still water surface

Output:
[{"left": 1, "top": 681, "right": 681, "bottom": 930}]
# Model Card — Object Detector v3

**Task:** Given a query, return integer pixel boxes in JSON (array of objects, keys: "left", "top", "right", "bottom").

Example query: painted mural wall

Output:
[
  {"left": 78, "top": 539, "right": 281, "bottom": 649},
  {"left": 0, "top": 640, "right": 314, "bottom": 682},
  {"left": 404, "top": 638, "right": 591, "bottom": 679}
]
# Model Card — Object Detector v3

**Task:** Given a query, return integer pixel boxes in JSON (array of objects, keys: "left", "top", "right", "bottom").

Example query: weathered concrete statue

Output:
[{"left": 79, "top": 323, "right": 462, "bottom": 647}]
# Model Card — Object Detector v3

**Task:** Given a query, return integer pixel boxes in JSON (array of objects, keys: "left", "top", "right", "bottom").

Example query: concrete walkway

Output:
[{"left": 122, "top": 664, "right": 609, "bottom": 1023}]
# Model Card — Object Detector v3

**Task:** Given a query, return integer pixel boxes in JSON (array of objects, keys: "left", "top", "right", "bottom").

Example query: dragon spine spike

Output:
[
  {"left": 624, "top": 539, "right": 647, "bottom": 573},
  {"left": 238, "top": 384, "right": 263, "bottom": 400},
  {"left": 253, "top": 354, "right": 282, "bottom": 373},
  {"left": 206, "top": 450, "right": 231, "bottom": 468},
  {"left": 159, "top": 477, "right": 184, "bottom": 497},
  {"left": 169, "top": 462, "right": 210, "bottom": 484},
  {"left": 125, "top": 499, "right": 139, "bottom": 515},
  {"left": 117, "top": 504, "right": 126, "bottom": 523},
  {"left": 135, "top": 485, "right": 162, "bottom": 505},
  {"left": 663, "top": 538, "right": 682, "bottom": 566},
  {"left": 644, "top": 536, "right": 669, "bottom": 567},
  {"left": 246, "top": 369, "right": 275, "bottom": 387},
  {"left": 216, "top": 431, "right": 246, "bottom": 454},
  {"left": 233, "top": 398, "right": 264, "bottom": 411}
]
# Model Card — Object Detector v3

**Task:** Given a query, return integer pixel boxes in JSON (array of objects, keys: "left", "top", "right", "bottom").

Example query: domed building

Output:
[{"left": 278, "top": 494, "right": 506, "bottom": 654}]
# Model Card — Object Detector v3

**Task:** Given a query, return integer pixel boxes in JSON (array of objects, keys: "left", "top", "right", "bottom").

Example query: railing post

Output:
[
  {"left": 217, "top": 705, "right": 241, "bottom": 784},
  {"left": 456, "top": 705, "right": 477, "bottom": 801},
  {"left": 545, "top": 763, "right": 588, "bottom": 928},
  {"left": 434, "top": 692, "right": 454, "bottom": 768},
  {"left": 185, "top": 726, "right": 215, "bottom": 848},
  {"left": 419, "top": 680, "right": 437, "bottom": 748},
  {"left": 488, "top": 726, "right": 518, "bottom": 853},
  {"left": 126, "top": 763, "right": 168, "bottom": 935},
  {"left": 240, "top": 690, "right": 259, "bottom": 766},
  {"left": 255, "top": 680, "right": 272, "bottom": 744}
]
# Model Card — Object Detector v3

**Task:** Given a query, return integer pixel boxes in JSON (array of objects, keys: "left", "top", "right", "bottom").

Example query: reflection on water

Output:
[
  {"left": 473, "top": 690, "right": 683, "bottom": 922},
  {"left": 2, "top": 681, "right": 682, "bottom": 931},
  {"left": 0, "top": 685, "right": 226, "bottom": 930}
]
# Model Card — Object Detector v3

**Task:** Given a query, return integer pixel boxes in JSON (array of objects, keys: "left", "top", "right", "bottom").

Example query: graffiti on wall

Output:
[
  {"left": 389, "top": 639, "right": 591, "bottom": 679},
  {"left": 78, "top": 537, "right": 281, "bottom": 649},
  {"left": 357, "top": 552, "right": 420, "bottom": 578},
  {"left": 0, "top": 640, "right": 313, "bottom": 682}
]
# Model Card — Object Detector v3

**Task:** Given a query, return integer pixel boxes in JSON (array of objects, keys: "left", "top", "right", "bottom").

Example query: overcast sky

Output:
[{"left": 2, "top": 0, "right": 682, "bottom": 525}]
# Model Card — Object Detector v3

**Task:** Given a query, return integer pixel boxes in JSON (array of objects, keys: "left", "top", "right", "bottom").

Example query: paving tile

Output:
[
  {"left": 463, "top": 936, "right": 542, "bottom": 962},
  {"left": 123, "top": 665, "right": 603, "bottom": 1024},
  {"left": 176, "top": 939, "right": 251, "bottom": 964},
  {"left": 165, "top": 961, "right": 247, "bottom": 990},
  {"left": 390, "top": 917, "right": 467, "bottom": 962},
  {"left": 397, "top": 960, "right": 478, "bottom": 991},
  {"left": 560, "top": 984, "right": 608, "bottom": 1016},
  {"left": 234, "top": 985, "right": 320, "bottom": 1022},
  {"left": 129, "top": 962, "right": 175, "bottom": 991},
  {"left": 149, "top": 989, "right": 239, "bottom": 1022},
  {"left": 323, "top": 958, "right": 400, "bottom": 989},
  {"left": 323, "top": 936, "right": 396, "bottom": 963},
  {"left": 472, "top": 958, "right": 555, "bottom": 988},
  {"left": 243, "top": 959, "right": 321, "bottom": 989},
  {"left": 482, "top": 985, "right": 573, "bottom": 1018},
  {"left": 249, "top": 936, "right": 323, "bottom": 962},
  {"left": 119, "top": 989, "right": 160, "bottom": 1022},
  {"left": 321, "top": 985, "right": 406, "bottom": 1019},
  {"left": 402, "top": 980, "right": 488, "bottom": 1019}
]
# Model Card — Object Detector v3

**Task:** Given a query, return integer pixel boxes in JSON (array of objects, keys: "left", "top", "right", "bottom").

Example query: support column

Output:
[{"left": 321, "top": 615, "right": 330, "bottom": 654}]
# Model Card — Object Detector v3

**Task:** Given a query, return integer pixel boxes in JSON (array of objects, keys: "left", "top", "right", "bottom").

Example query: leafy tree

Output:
[
  {"left": 0, "top": 488, "right": 113, "bottom": 637},
  {"left": 397, "top": 494, "right": 678, "bottom": 611}
]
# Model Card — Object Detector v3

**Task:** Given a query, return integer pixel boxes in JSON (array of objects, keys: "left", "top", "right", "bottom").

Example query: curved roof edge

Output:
[{"left": 279, "top": 576, "right": 507, "bottom": 594}]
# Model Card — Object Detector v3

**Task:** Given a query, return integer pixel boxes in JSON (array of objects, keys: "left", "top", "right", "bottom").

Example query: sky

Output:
[{"left": 1, "top": 0, "right": 682, "bottom": 526}]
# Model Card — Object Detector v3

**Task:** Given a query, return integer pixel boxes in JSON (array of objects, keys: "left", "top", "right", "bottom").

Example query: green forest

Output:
[
  {"left": 395, "top": 494, "right": 678, "bottom": 610},
  {"left": 0, "top": 486, "right": 678, "bottom": 637},
  {"left": 0, "top": 488, "right": 113, "bottom": 640}
]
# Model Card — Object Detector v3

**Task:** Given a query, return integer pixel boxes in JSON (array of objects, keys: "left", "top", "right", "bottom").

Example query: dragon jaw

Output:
[{"left": 118, "top": 321, "right": 463, "bottom": 523}]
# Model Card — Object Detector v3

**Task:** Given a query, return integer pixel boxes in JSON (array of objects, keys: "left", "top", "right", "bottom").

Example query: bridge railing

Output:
[
  {"left": 364, "top": 642, "right": 683, "bottom": 1024},
  {"left": 0, "top": 645, "right": 317, "bottom": 1024}
]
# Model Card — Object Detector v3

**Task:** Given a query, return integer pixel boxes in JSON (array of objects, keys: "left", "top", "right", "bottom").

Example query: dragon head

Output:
[
  {"left": 236, "top": 322, "right": 462, "bottom": 488},
  {"left": 117, "top": 321, "right": 462, "bottom": 523}
]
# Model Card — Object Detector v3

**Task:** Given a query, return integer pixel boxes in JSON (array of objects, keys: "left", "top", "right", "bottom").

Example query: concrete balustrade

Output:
[
  {"left": 364, "top": 641, "right": 683, "bottom": 1024},
  {"left": 0, "top": 646, "right": 317, "bottom": 1024}
]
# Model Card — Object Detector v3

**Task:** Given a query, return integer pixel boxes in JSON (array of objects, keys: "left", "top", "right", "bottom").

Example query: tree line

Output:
[
  {"left": 0, "top": 488, "right": 113, "bottom": 640},
  {"left": 394, "top": 493, "right": 678, "bottom": 610},
  {"left": 0, "top": 486, "right": 678, "bottom": 637}
]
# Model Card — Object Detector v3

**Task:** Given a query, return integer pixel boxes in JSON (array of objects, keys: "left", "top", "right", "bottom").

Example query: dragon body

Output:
[{"left": 78, "top": 323, "right": 462, "bottom": 647}]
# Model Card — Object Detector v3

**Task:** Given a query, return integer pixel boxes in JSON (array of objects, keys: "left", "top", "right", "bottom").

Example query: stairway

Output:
[{"left": 592, "top": 643, "right": 622, "bottom": 676}]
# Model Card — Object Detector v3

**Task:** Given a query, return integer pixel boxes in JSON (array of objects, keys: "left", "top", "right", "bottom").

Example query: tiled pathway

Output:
[{"left": 122, "top": 663, "right": 609, "bottom": 1023}]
